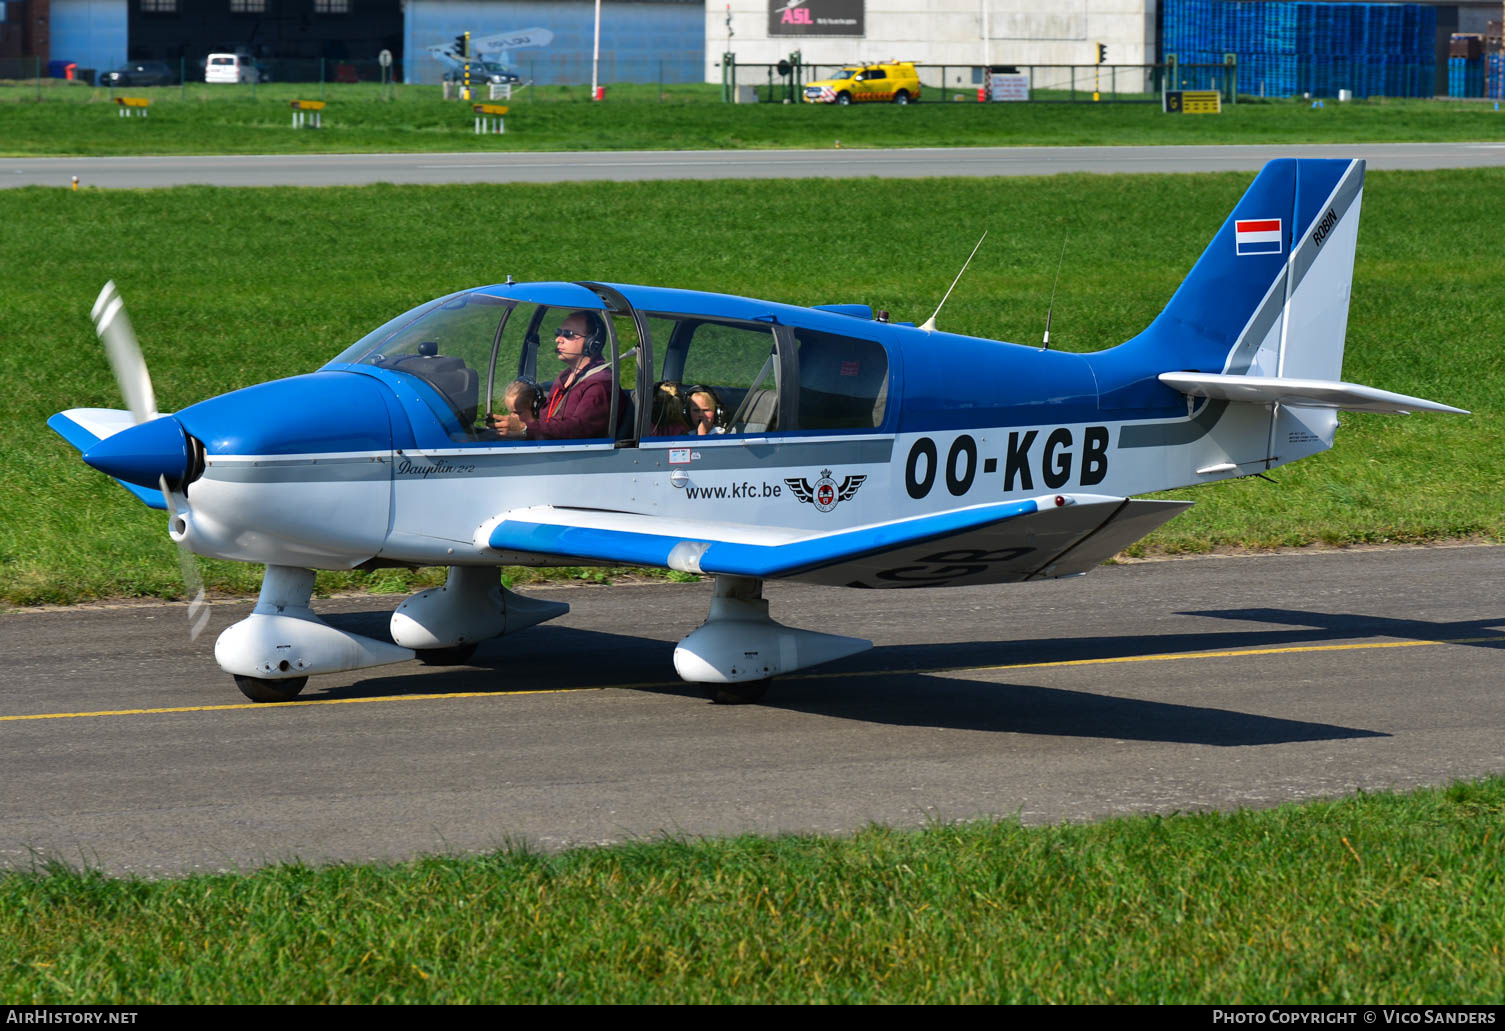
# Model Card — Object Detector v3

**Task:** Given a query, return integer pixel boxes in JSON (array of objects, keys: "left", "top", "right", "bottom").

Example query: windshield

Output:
[{"left": 325, "top": 291, "right": 511, "bottom": 434}]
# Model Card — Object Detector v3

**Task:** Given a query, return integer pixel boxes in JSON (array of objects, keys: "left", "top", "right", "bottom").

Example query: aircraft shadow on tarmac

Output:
[
  {"left": 309, "top": 608, "right": 1410, "bottom": 746},
  {"left": 1181, "top": 608, "right": 1505, "bottom": 650}
]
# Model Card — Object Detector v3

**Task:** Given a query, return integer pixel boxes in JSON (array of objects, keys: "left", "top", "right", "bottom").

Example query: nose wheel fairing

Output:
[
  {"left": 214, "top": 566, "right": 415, "bottom": 682},
  {"left": 216, "top": 565, "right": 571, "bottom": 693}
]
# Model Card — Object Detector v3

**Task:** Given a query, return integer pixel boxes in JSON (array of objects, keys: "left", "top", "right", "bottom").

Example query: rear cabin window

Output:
[
  {"left": 792, "top": 328, "right": 888, "bottom": 430},
  {"left": 645, "top": 317, "right": 779, "bottom": 438}
]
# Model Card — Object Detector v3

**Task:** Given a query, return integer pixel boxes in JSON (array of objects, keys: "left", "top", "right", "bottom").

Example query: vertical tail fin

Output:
[
  {"left": 1109, "top": 158, "right": 1366, "bottom": 384},
  {"left": 1099, "top": 158, "right": 1457, "bottom": 488}
]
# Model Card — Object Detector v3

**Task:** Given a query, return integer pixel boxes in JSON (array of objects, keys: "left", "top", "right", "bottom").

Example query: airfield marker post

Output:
[
  {"left": 291, "top": 99, "right": 325, "bottom": 128},
  {"left": 473, "top": 103, "right": 508, "bottom": 134}
]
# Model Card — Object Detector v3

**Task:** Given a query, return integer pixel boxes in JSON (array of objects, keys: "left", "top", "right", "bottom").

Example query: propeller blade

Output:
[
  {"left": 161, "top": 476, "right": 210, "bottom": 641},
  {"left": 91, "top": 281, "right": 157, "bottom": 425}
]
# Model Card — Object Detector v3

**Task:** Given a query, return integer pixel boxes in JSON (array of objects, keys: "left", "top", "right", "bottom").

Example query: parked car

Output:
[
  {"left": 205, "top": 52, "right": 261, "bottom": 84},
  {"left": 99, "top": 61, "right": 178, "bottom": 87},
  {"left": 803, "top": 62, "right": 922, "bottom": 105},
  {"left": 443, "top": 60, "right": 519, "bottom": 85}
]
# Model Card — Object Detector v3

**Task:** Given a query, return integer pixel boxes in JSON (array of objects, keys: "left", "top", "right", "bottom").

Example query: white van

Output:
[{"left": 205, "top": 53, "right": 257, "bottom": 84}]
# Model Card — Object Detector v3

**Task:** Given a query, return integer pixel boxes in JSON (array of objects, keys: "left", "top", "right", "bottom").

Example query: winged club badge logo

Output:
[{"left": 785, "top": 469, "right": 866, "bottom": 513}]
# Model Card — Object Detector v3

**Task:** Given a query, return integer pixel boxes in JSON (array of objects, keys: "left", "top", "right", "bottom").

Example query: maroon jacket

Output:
[{"left": 520, "top": 359, "right": 615, "bottom": 440}]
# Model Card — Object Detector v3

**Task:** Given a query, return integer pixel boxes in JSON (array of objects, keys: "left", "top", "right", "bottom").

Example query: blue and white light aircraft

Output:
[
  {"left": 424, "top": 27, "right": 553, "bottom": 83},
  {"left": 50, "top": 158, "right": 1464, "bottom": 704}
]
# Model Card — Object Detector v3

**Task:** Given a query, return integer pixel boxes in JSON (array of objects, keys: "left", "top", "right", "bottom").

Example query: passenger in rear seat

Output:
[
  {"left": 649, "top": 381, "right": 690, "bottom": 436},
  {"left": 686, "top": 385, "right": 728, "bottom": 436}
]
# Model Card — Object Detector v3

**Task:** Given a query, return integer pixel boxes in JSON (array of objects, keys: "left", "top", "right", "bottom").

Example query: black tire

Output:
[
  {"left": 416, "top": 642, "right": 479, "bottom": 666},
  {"left": 893, "top": 90, "right": 910, "bottom": 105},
  {"left": 836, "top": 92, "right": 851, "bottom": 106},
  {"left": 233, "top": 675, "right": 308, "bottom": 703},
  {"left": 704, "top": 679, "right": 772, "bottom": 705}
]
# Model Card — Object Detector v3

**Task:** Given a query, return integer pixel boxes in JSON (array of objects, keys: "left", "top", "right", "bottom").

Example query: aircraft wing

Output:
[
  {"left": 472, "top": 28, "right": 554, "bottom": 52},
  {"left": 484, "top": 494, "right": 1190, "bottom": 589},
  {"left": 1159, "top": 372, "right": 1467, "bottom": 415},
  {"left": 48, "top": 407, "right": 167, "bottom": 509}
]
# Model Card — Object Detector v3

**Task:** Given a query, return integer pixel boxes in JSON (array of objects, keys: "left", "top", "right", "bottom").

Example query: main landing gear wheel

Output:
[
  {"left": 704, "top": 679, "right": 772, "bottom": 705},
  {"left": 233, "top": 674, "right": 308, "bottom": 703},
  {"left": 415, "top": 642, "right": 479, "bottom": 666}
]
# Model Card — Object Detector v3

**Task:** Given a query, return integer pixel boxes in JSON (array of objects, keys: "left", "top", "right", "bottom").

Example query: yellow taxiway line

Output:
[{"left": 3, "top": 635, "right": 1497, "bottom": 724}]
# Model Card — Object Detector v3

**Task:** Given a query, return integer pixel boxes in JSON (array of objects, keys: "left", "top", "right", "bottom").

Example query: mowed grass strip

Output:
[
  {"left": 2, "top": 778, "right": 1501, "bottom": 1003},
  {"left": 1, "top": 169, "right": 1500, "bottom": 605},
  {"left": 5, "top": 82, "right": 1505, "bottom": 155}
]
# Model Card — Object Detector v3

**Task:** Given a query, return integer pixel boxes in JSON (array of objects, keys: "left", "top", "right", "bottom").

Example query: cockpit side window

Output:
[
  {"left": 488, "top": 303, "right": 626, "bottom": 443},
  {"left": 644, "top": 316, "right": 779, "bottom": 438},
  {"left": 792, "top": 328, "right": 889, "bottom": 430}
]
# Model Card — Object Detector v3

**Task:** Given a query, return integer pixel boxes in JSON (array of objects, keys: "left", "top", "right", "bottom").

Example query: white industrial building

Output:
[
  {"left": 702, "top": 0, "right": 1500, "bottom": 86},
  {"left": 706, "top": 0, "right": 1161, "bottom": 82}
]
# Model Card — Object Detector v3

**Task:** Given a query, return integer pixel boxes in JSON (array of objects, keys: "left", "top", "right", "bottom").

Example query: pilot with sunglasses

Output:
[{"left": 490, "top": 311, "right": 615, "bottom": 440}]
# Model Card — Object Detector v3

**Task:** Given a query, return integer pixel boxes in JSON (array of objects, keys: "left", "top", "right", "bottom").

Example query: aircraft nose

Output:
[{"left": 82, "top": 415, "right": 192, "bottom": 491}]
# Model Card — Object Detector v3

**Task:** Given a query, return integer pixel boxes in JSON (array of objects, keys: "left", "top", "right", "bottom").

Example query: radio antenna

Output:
[
  {"left": 1041, "top": 232, "right": 1067, "bottom": 351},
  {"left": 921, "top": 230, "right": 987, "bottom": 333}
]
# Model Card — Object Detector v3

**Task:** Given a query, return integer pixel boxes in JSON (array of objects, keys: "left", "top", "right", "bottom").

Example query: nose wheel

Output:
[{"left": 233, "top": 674, "right": 308, "bottom": 703}]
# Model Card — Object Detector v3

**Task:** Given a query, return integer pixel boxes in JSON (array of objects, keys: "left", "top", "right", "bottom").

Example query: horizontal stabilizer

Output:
[
  {"left": 48, "top": 409, "right": 167, "bottom": 510},
  {"left": 1158, "top": 372, "right": 1467, "bottom": 415},
  {"left": 486, "top": 495, "right": 1190, "bottom": 589}
]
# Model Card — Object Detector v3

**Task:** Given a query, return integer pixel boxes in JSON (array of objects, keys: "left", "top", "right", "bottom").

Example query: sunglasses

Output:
[{"left": 555, "top": 327, "right": 587, "bottom": 340}]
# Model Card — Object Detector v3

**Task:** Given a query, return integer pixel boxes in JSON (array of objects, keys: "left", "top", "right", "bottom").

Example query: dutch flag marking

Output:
[{"left": 1235, "top": 218, "right": 1282, "bottom": 256}]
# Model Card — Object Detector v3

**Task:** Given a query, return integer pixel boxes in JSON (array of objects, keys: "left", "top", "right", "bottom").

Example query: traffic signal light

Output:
[
  {"left": 454, "top": 33, "right": 468, "bottom": 57},
  {"left": 1097, "top": 43, "right": 1107, "bottom": 64}
]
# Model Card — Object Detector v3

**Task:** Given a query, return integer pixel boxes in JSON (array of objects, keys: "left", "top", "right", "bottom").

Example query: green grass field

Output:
[
  {"left": 2, "top": 168, "right": 1499, "bottom": 606},
  {"left": 3, "top": 777, "right": 1501, "bottom": 1003},
  {"left": 4, "top": 80, "right": 1505, "bottom": 155}
]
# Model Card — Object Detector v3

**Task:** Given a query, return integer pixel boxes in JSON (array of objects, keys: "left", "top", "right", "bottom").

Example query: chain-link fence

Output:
[
  {"left": 721, "top": 60, "right": 1244, "bottom": 105},
  {"left": 1, "top": 53, "right": 698, "bottom": 92}
]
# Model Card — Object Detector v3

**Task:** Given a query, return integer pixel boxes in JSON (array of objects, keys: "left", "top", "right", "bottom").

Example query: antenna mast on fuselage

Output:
[
  {"left": 921, "top": 231, "right": 987, "bottom": 334},
  {"left": 1041, "top": 233, "right": 1068, "bottom": 351}
]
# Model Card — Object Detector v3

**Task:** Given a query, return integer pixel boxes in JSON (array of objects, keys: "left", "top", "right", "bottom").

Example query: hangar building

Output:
[
  {"left": 1, "top": 0, "right": 1500, "bottom": 88},
  {"left": 0, "top": 0, "right": 704, "bottom": 84}
]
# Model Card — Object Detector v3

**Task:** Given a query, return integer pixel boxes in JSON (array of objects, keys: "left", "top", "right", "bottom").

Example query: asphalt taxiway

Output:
[
  {"left": 2, "top": 544, "right": 1500, "bottom": 875},
  {"left": 7, "top": 141, "right": 1505, "bottom": 189}
]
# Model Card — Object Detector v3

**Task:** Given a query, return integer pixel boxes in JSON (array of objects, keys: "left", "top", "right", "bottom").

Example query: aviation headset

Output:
[
  {"left": 565, "top": 310, "right": 608, "bottom": 359},
  {"left": 686, "top": 385, "right": 726, "bottom": 428},
  {"left": 510, "top": 377, "right": 542, "bottom": 419}
]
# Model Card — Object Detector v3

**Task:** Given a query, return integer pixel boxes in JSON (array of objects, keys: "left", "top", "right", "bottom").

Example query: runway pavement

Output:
[
  {"left": 7, "top": 142, "right": 1505, "bottom": 189},
  {"left": 2, "top": 544, "right": 1500, "bottom": 875}
]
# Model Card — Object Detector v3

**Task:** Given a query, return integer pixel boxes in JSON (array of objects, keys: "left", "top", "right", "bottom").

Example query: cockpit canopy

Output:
[{"left": 325, "top": 284, "right": 893, "bottom": 447}]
